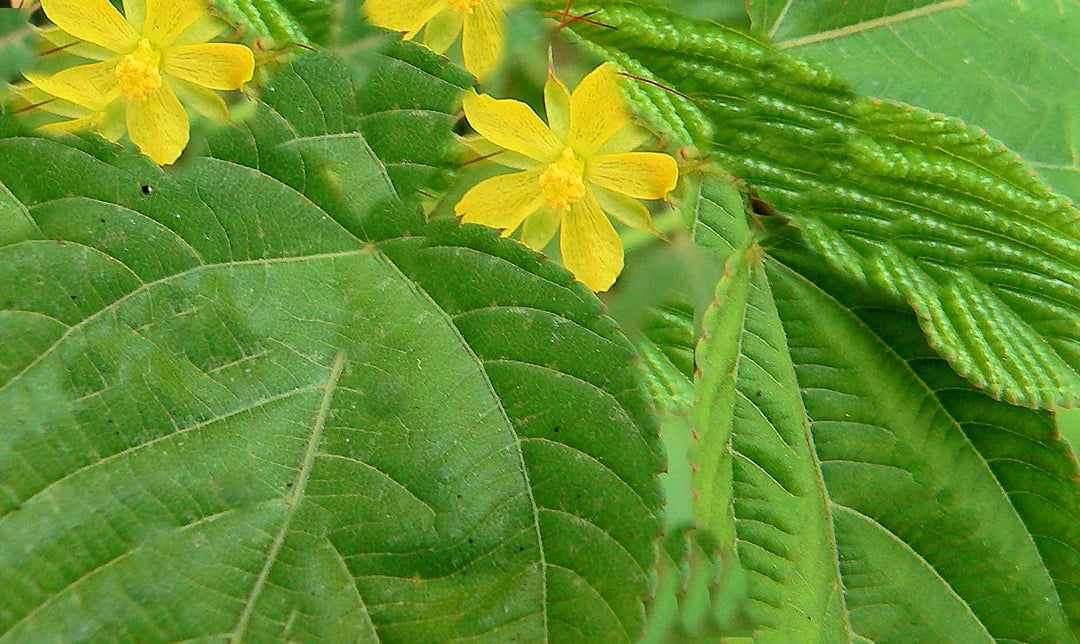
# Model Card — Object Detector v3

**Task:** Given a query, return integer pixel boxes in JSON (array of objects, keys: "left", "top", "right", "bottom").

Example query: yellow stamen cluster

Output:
[
  {"left": 114, "top": 39, "right": 163, "bottom": 101},
  {"left": 445, "top": 0, "right": 483, "bottom": 13},
  {"left": 539, "top": 148, "right": 586, "bottom": 210}
]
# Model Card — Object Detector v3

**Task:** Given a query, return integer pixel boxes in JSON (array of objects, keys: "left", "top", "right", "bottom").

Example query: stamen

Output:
[
  {"left": 114, "top": 39, "right": 163, "bottom": 101},
  {"left": 538, "top": 148, "right": 587, "bottom": 210}
]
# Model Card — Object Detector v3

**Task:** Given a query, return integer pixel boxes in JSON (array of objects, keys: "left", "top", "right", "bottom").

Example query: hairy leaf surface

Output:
[
  {"left": 211, "top": 0, "right": 338, "bottom": 45},
  {"left": 689, "top": 171, "right": 1080, "bottom": 641},
  {"left": 539, "top": 0, "right": 1080, "bottom": 410}
]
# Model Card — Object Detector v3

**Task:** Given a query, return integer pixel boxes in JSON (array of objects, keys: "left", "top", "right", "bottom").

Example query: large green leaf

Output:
[
  {"left": 751, "top": 0, "right": 1080, "bottom": 203},
  {"left": 689, "top": 173, "right": 1080, "bottom": 641},
  {"left": 0, "top": 48, "right": 662, "bottom": 643},
  {"left": 767, "top": 260, "right": 1079, "bottom": 642},
  {"left": 536, "top": 0, "right": 1080, "bottom": 410}
]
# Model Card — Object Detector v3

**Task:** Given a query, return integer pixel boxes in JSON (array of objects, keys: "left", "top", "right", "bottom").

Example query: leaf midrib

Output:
[
  {"left": 773, "top": 258, "right": 1073, "bottom": 637},
  {"left": 773, "top": 0, "right": 968, "bottom": 50},
  {"left": 228, "top": 351, "right": 347, "bottom": 643}
]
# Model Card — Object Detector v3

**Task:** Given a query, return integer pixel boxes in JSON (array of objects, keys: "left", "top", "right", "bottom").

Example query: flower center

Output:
[
  {"left": 446, "top": 0, "right": 483, "bottom": 13},
  {"left": 115, "top": 39, "right": 163, "bottom": 101},
  {"left": 539, "top": 148, "right": 586, "bottom": 211}
]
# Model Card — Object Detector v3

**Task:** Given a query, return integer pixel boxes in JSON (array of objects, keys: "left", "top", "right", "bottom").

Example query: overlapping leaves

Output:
[
  {"left": 690, "top": 168, "right": 1080, "bottom": 641},
  {"left": 0, "top": 45, "right": 662, "bottom": 643},
  {"left": 538, "top": 0, "right": 1080, "bottom": 410}
]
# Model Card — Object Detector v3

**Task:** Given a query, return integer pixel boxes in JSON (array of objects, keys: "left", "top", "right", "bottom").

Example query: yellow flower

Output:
[
  {"left": 24, "top": 0, "right": 255, "bottom": 165},
  {"left": 363, "top": 0, "right": 506, "bottom": 79},
  {"left": 455, "top": 64, "right": 680, "bottom": 292},
  {"left": 9, "top": 82, "right": 121, "bottom": 139}
]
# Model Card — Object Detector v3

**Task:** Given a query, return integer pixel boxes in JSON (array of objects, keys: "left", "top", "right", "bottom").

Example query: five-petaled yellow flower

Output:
[
  {"left": 455, "top": 64, "right": 679, "bottom": 292},
  {"left": 363, "top": 0, "right": 506, "bottom": 79},
  {"left": 26, "top": 0, "right": 255, "bottom": 165}
]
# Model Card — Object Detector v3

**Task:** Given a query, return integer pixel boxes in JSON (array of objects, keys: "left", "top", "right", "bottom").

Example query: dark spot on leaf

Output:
[
  {"left": 69, "top": 295, "right": 77, "bottom": 301},
  {"left": 141, "top": 184, "right": 152, "bottom": 194},
  {"left": 552, "top": 426, "right": 560, "bottom": 433}
]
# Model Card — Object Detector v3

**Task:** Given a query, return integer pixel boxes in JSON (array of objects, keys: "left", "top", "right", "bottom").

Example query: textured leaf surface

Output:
[
  {"left": 692, "top": 173, "right": 851, "bottom": 643},
  {"left": 211, "top": 0, "right": 337, "bottom": 45},
  {"left": 539, "top": 0, "right": 1080, "bottom": 409},
  {"left": 635, "top": 298, "right": 695, "bottom": 414},
  {"left": 0, "top": 49, "right": 661, "bottom": 643},
  {"left": 755, "top": 0, "right": 1080, "bottom": 203},
  {"left": 768, "top": 262, "right": 1080, "bottom": 642},
  {"left": 689, "top": 170, "right": 1080, "bottom": 641}
]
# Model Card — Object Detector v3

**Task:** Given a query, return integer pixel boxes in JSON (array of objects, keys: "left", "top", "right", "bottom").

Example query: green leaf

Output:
[
  {"left": 0, "top": 49, "right": 661, "bottom": 642},
  {"left": 641, "top": 527, "right": 751, "bottom": 643},
  {"left": 538, "top": 0, "right": 1080, "bottom": 409},
  {"left": 211, "top": 0, "right": 337, "bottom": 46},
  {"left": 635, "top": 298, "right": 695, "bottom": 413},
  {"left": 1063, "top": 408, "right": 1080, "bottom": 457},
  {"left": 754, "top": 0, "right": 1080, "bottom": 203},
  {"left": 766, "top": 262, "right": 1080, "bottom": 642},
  {"left": 692, "top": 174, "right": 852, "bottom": 643},
  {"left": 0, "top": 8, "right": 33, "bottom": 84},
  {"left": 0, "top": 181, "right": 37, "bottom": 247},
  {"left": 689, "top": 169, "right": 1080, "bottom": 641}
]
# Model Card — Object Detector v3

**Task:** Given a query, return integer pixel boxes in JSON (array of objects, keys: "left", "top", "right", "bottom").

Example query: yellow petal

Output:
[
  {"left": 455, "top": 169, "right": 545, "bottom": 233},
  {"left": 36, "top": 26, "right": 113, "bottom": 61},
  {"left": 123, "top": 0, "right": 146, "bottom": 32},
  {"left": 422, "top": 9, "right": 462, "bottom": 54},
  {"left": 364, "top": 0, "right": 444, "bottom": 35},
  {"left": 10, "top": 83, "right": 91, "bottom": 119},
  {"left": 462, "top": 92, "right": 561, "bottom": 163},
  {"left": 567, "top": 63, "right": 632, "bottom": 155},
  {"left": 461, "top": 0, "right": 504, "bottom": 80},
  {"left": 544, "top": 67, "right": 571, "bottom": 142},
  {"left": 127, "top": 82, "right": 189, "bottom": 165},
  {"left": 144, "top": 0, "right": 205, "bottom": 47},
  {"left": 596, "top": 123, "right": 653, "bottom": 155},
  {"left": 163, "top": 43, "right": 255, "bottom": 90},
  {"left": 101, "top": 103, "right": 127, "bottom": 141},
  {"left": 587, "top": 152, "right": 679, "bottom": 200},
  {"left": 170, "top": 76, "right": 231, "bottom": 122},
  {"left": 39, "top": 114, "right": 100, "bottom": 134},
  {"left": 40, "top": 0, "right": 137, "bottom": 53},
  {"left": 174, "top": 15, "right": 230, "bottom": 46},
  {"left": 560, "top": 190, "right": 623, "bottom": 292},
  {"left": 460, "top": 134, "right": 537, "bottom": 170},
  {"left": 521, "top": 207, "right": 560, "bottom": 251},
  {"left": 592, "top": 184, "right": 661, "bottom": 235},
  {"left": 26, "top": 61, "right": 119, "bottom": 111}
]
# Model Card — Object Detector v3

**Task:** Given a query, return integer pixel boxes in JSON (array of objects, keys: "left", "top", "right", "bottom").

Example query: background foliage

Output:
[{"left": 0, "top": 0, "right": 1078, "bottom": 642}]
